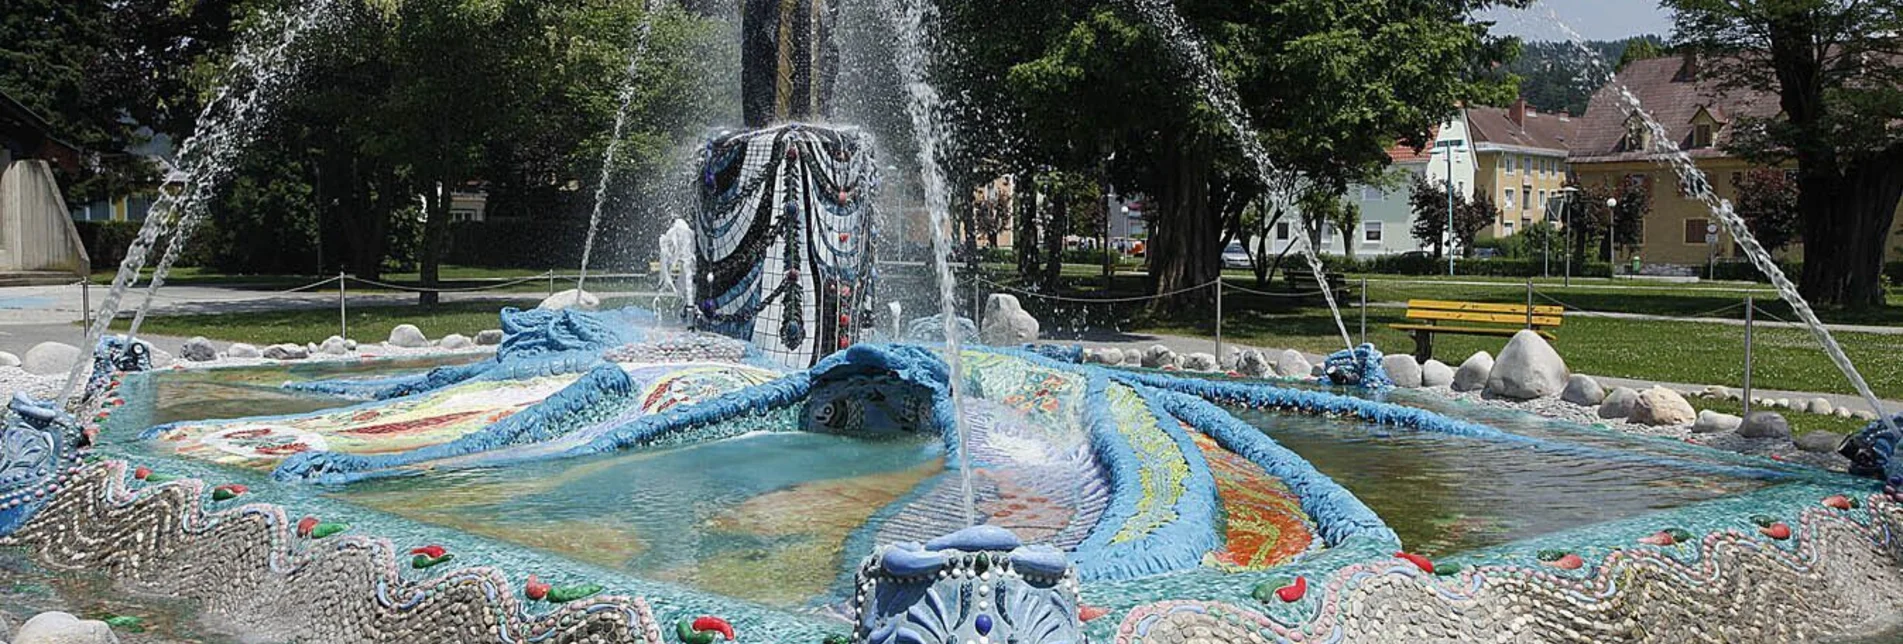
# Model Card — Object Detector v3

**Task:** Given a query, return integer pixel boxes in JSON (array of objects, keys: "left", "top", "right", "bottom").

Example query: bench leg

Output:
[{"left": 1412, "top": 330, "right": 1432, "bottom": 362}]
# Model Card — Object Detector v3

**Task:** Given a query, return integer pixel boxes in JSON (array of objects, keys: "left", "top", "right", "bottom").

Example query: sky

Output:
[{"left": 1478, "top": 0, "right": 1673, "bottom": 42}]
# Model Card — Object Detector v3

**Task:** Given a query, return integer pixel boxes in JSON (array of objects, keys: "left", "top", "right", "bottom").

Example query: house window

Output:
[
  {"left": 1364, "top": 221, "right": 1383, "bottom": 244},
  {"left": 1684, "top": 218, "right": 1710, "bottom": 244},
  {"left": 1275, "top": 222, "right": 1290, "bottom": 241},
  {"left": 1522, "top": 186, "right": 1533, "bottom": 210},
  {"left": 1503, "top": 221, "right": 1515, "bottom": 235},
  {"left": 450, "top": 209, "right": 480, "bottom": 223},
  {"left": 1537, "top": 190, "right": 1548, "bottom": 213},
  {"left": 1361, "top": 185, "right": 1383, "bottom": 201},
  {"left": 1693, "top": 123, "right": 1714, "bottom": 149},
  {"left": 1505, "top": 156, "right": 1514, "bottom": 173},
  {"left": 1505, "top": 188, "right": 1517, "bottom": 209}
]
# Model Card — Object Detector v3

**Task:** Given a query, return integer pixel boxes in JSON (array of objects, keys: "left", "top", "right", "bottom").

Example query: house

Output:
[
  {"left": 1426, "top": 100, "right": 1578, "bottom": 238},
  {"left": 1318, "top": 141, "right": 1431, "bottom": 257},
  {"left": 1570, "top": 54, "right": 1903, "bottom": 266},
  {"left": 0, "top": 90, "right": 90, "bottom": 276}
]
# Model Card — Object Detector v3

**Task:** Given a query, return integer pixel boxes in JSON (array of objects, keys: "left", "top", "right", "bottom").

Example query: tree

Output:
[
  {"left": 1552, "top": 180, "right": 1644, "bottom": 264},
  {"left": 1732, "top": 168, "right": 1801, "bottom": 255},
  {"left": 1407, "top": 174, "right": 1493, "bottom": 259},
  {"left": 1668, "top": 0, "right": 1903, "bottom": 308}
]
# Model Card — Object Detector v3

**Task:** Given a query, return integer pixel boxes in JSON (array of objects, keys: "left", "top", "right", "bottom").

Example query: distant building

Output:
[
  {"left": 1328, "top": 141, "right": 1431, "bottom": 257},
  {"left": 1428, "top": 100, "right": 1578, "bottom": 239},
  {"left": 1571, "top": 54, "right": 1903, "bottom": 267},
  {"left": 0, "top": 91, "right": 90, "bottom": 275}
]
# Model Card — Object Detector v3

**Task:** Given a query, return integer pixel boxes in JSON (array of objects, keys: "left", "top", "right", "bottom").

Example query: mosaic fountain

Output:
[{"left": 7, "top": 2, "right": 1903, "bottom": 644}]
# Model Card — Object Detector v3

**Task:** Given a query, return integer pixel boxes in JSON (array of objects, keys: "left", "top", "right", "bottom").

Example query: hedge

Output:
[{"left": 73, "top": 220, "right": 145, "bottom": 270}]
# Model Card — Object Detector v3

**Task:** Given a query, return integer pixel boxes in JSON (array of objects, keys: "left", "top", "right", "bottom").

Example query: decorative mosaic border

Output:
[
  {"left": 2, "top": 460, "right": 666, "bottom": 643},
  {"left": 1108, "top": 496, "right": 1903, "bottom": 642}
]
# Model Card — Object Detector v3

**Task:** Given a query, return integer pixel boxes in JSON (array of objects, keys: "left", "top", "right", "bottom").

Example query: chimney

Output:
[
  {"left": 1677, "top": 51, "right": 1700, "bottom": 81},
  {"left": 1509, "top": 98, "right": 1528, "bottom": 127}
]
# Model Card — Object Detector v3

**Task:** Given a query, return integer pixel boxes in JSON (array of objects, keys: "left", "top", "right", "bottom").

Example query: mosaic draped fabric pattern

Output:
[{"left": 695, "top": 124, "right": 879, "bottom": 369}]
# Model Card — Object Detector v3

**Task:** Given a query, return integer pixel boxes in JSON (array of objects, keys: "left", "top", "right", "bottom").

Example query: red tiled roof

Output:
[
  {"left": 1386, "top": 126, "right": 1438, "bottom": 163},
  {"left": 1466, "top": 104, "right": 1576, "bottom": 153},
  {"left": 1569, "top": 55, "right": 1780, "bottom": 163}
]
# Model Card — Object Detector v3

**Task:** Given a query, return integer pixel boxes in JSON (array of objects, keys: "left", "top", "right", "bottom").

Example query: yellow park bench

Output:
[{"left": 1390, "top": 299, "right": 1563, "bottom": 361}]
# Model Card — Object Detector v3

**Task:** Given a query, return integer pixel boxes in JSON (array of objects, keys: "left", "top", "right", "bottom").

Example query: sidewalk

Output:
[{"left": 1361, "top": 301, "right": 1903, "bottom": 335}]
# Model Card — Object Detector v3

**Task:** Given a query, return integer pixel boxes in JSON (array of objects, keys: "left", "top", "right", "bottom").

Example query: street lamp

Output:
[
  {"left": 1605, "top": 197, "right": 1619, "bottom": 270},
  {"left": 1557, "top": 186, "right": 1579, "bottom": 286}
]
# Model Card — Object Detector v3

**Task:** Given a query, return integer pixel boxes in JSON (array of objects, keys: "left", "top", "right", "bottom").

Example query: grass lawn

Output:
[
  {"left": 85, "top": 266, "right": 660, "bottom": 295},
  {"left": 106, "top": 300, "right": 539, "bottom": 346}
]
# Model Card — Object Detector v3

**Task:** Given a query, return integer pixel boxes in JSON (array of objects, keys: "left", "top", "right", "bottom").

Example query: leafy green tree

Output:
[
  {"left": 1668, "top": 0, "right": 1903, "bottom": 308},
  {"left": 1408, "top": 174, "right": 1494, "bottom": 259},
  {"left": 1732, "top": 168, "right": 1801, "bottom": 255}
]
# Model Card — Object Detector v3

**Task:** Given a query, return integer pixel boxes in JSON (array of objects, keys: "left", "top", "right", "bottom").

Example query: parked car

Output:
[{"left": 1221, "top": 241, "right": 1253, "bottom": 270}]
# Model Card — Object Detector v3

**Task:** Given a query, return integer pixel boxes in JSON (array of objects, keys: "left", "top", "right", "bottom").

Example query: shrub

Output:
[{"left": 73, "top": 220, "right": 145, "bottom": 270}]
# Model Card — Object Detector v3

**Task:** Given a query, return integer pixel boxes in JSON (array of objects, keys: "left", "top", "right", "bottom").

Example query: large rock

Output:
[
  {"left": 1560, "top": 374, "right": 1606, "bottom": 406},
  {"left": 440, "top": 333, "right": 475, "bottom": 350},
  {"left": 1098, "top": 348, "right": 1124, "bottom": 366},
  {"left": 1737, "top": 411, "right": 1791, "bottom": 439},
  {"left": 1598, "top": 387, "right": 1640, "bottom": 419},
  {"left": 317, "top": 336, "right": 350, "bottom": 355},
  {"left": 476, "top": 329, "right": 504, "bottom": 346},
  {"left": 1691, "top": 409, "right": 1743, "bottom": 434},
  {"left": 1420, "top": 359, "right": 1454, "bottom": 388},
  {"left": 1382, "top": 354, "right": 1423, "bottom": 388},
  {"left": 1142, "top": 345, "right": 1177, "bottom": 369},
  {"left": 1122, "top": 348, "right": 1143, "bottom": 366},
  {"left": 1796, "top": 431, "right": 1845, "bottom": 453},
  {"left": 0, "top": 351, "right": 19, "bottom": 367},
  {"left": 979, "top": 294, "right": 1041, "bottom": 346},
  {"left": 226, "top": 343, "right": 261, "bottom": 359},
  {"left": 387, "top": 324, "right": 429, "bottom": 348},
  {"left": 1631, "top": 387, "right": 1697, "bottom": 426},
  {"left": 538, "top": 288, "right": 599, "bottom": 312},
  {"left": 1805, "top": 397, "right": 1834, "bottom": 415},
  {"left": 180, "top": 336, "right": 218, "bottom": 362},
  {"left": 1484, "top": 330, "right": 1570, "bottom": 400},
  {"left": 1183, "top": 352, "right": 1219, "bottom": 372},
  {"left": 1237, "top": 350, "right": 1272, "bottom": 377},
  {"left": 1276, "top": 350, "right": 1313, "bottom": 380},
  {"left": 262, "top": 343, "right": 309, "bottom": 361},
  {"left": 21, "top": 342, "right": 79, "bottom": 376},
  {"left": 1451, "top": 351, "right": 1493, "bottom": 392},
  {"left": 12, "top": 611, "right": 119, "bottom": 644}
]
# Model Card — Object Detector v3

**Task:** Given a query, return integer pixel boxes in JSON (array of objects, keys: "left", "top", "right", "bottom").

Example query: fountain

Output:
[{"left": 578, "top": 0, "right": 668, "bottom": 297}]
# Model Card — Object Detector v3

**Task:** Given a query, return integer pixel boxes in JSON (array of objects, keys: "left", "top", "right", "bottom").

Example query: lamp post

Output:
[
  {"left": 1605, "top": 196, "right": 1619, "bottom": 271},
  {"left": 1435, "top": 139, "right": 1460, "bottom": 276},
  {"left": 1557, "top": 186, "right": 1579, "bottom": 286}
]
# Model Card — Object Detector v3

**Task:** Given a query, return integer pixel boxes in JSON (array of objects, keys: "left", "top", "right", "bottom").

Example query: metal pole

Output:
[
  {"left": 1214, "top": 279, "right": 1223, "bottom": 362},
  {"left": 1743, "top": 295, "right": 1754, "bottom": 416},
  {"left": 1446, "top": 146, "right": 1455, "bottom": 276},
  {"left": 548, "top": 272, "right": 555, "bottom": 298},
  {"left": 1524, "top": 278, "right": 1534, "bottom": 329},
  {"left": 81, "top": 278, "right": 90, "bottom": 330},
  {"left": 338, "top": 272, "right": 348, "bottom": 340},
  {"left": 1564, "top": 196, "right": 1572, "bottom": 287},
  {"left": 1359, "top": 277, "right": 1368, "bottom": 345}
]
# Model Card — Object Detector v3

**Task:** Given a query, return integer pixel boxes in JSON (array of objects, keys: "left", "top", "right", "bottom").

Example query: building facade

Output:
[
  {"left": 1571, "top": 55, "right": 1903, "bottom": 267},
  {"left": 1428, "top": 100, "right": 1577, "bottom": 239}
]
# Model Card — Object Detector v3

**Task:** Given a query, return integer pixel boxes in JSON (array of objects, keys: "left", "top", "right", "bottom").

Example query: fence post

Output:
[
  {"left": 1214, "top": 279, "right": 1223, "bottom": 363},
  {"left": 1359, "top": 277, "right": 1368, "bottom": 345},
  {"left": 548, "top": 272, "right": 556, "bottom": 298},
  {"left": 80, "top": 277, "right": 90, "bottom": 330},
  {"left": 1524, "top": 278, "right": 1534, "bottom": 329},
  {"left": 338, "top": 272, "right": 348, "bottom": 340},
  {"left": 1743, "top": 295, "right": 1754, "bottom": 416}
]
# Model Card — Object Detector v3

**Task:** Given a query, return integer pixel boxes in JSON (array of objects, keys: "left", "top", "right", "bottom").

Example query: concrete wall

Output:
[{"left": 0, "top": 159, "right": 89, "bottom": 274}]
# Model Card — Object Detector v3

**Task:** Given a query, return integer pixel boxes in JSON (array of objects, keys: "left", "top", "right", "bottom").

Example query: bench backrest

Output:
[{"left": 1403, "top": 299, "right": 1563, "bottom": 327}]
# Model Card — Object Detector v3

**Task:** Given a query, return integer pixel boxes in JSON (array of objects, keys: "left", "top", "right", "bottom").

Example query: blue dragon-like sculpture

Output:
[
  {"left": 847, "top": 525, "right": 1086, "bottom": 644},
  {"left": 0, "top": 394, "right": 85, "bottom": 537}
]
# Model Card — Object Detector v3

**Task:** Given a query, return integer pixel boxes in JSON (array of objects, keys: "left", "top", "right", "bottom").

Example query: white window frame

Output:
[
  {"left": 1363, "top": 221, "right": 1383, "bottom": 245},
  {"left": 1505, "top": 188, "right": 1517, "bottom": 209}
]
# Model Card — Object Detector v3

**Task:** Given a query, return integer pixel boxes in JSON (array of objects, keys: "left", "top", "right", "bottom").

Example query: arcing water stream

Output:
[
  {"left": 875, "top": 0, "right": 978, "bottom": 526},
  {"left": 1126, "top": 0, "right": 1354, "bottom": 351},
  {"left": 59, "top": 0, "right": 341, "bottom": 407},
  {"left": 1526, "top": 11, "right": 1900, "bottom": 435},
  {"left": 577, "top": 0, "right": 666, "bottom": 296}
]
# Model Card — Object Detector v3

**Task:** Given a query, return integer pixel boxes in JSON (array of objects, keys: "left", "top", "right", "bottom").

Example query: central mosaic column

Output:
[{"left": 695, "top": 0, "right": 878, "bottom": 368}]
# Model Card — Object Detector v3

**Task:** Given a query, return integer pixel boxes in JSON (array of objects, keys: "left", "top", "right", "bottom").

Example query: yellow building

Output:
[
  {"left": 1427, "top": 100, "right": 1577, "bottom": 240},
  {"left": 1570, "top": 55, "right": 1903, "bottom": 267}
]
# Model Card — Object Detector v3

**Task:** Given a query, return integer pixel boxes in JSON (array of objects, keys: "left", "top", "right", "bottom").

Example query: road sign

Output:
[
  {"left": 1706, "top": 232, "right": 1719, "bottom": 244},
  {"left": 1707, "top": 223, "right": 1719, "bottom": 234}
]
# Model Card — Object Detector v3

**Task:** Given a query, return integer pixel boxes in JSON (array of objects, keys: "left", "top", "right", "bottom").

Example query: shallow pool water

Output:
[
  {"left": 140, "top": 355, "right": 488, "bottom": 425},
  {"left": 331, "top": 431, "right": 943, "bottom": 609},
  {"left": 1227, "top": 406, "right": 1776, "bottom": 556}
]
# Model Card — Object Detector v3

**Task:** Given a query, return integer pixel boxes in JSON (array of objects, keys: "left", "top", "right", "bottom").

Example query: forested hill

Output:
[{"left": 1505, "top": 36, "right": 1667, "bottom": 116}]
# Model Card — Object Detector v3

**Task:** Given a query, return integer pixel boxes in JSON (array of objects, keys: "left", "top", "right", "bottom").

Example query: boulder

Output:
[
  {"left": 538, "top": 288, "right": 599, "bottom": 312},
  {"left": 1183, "top": 352, "right": 1219, "bottom": 372},
  {"left": 1122, "top": 348, "right": 1143, "bottom": 366},
  {"left": 1099, "top": 348, "right": 1124, "bottom": 366},
  {"left": 1854, "top": 410, "right": 1880, "bottom": 422},
  {"left": 1082, "top": 348, "right": 1105, "bottom": 364},
  {"left": 1805, "top": 397, "right": 1834, "bottom": 415},
  {"left": 1630, "top": 387, "right": 1697, "bottom": 426},
  {"left": 21, "top": 342, "right": 79, "bottom": 376},
  {"left": 180, "top": 337, "right": 218, "bottom": 362},
  {"left": 1451, "top": 351, "right": 1493, "bottom": 392},
  {"left": 1420, "top": 359, "right": 1454, "bottom": 388},
  {"left": 440, "top": 333, "right": 475, "bottom": 350},
  {"left": 1222, "top": 347, "right": 1242, "bottom": 370},
  {"left": 262, "top": 343, "right": 309, "bottom": 361},
  {"left": 0, "top": 351, "right": 19, "bottom": 367},
  {"left": 317, "top": 336, "right": 350, "bottom": 355},
  {"left": 12, "top": 611, "right": 119, "bottom": 644},
  {"left": 1377, "top": 354, "right": 1420, "bottom": 388},
  {"left": 1484, "top": 330, "right": 1570, "bottom": 400},
  {"left": 1691, "top": 409, "right": 1743, "bottom": 434},
  {"left": 1276, "top": 350, "right": 1313, "bottom": 380},
  {"left": 1560, "top": 375, "right": 1606, "bottom": 406},
  {"left": 1737, "top": 411, "right": 1791, "bottom": 439},
  {"left": 1598, "top": 387, "right": 1640, "bottom": 419},
  {"left": 476, "top": 329, "right": 504, "bottom": 346},
  {"left": 226, "top": 343, "right": 261, "bottom": 359},
  {"left": 1142, "top": 345, "right": 1177, "bottom": 369},
  {"left": 1834, "top": 407, "right": 1853, "bottom": 419},
  {"left": 1237, "top": 350, "right": 1272, "bottom": 377},
  {"left": 387, "top": 324, "right": 429, "bottom": 348},
  {"left": 1796, "top": 431, "right": 1845, "bottom": 453},
  {"left": 345, "top": 339, "right": 358, "bottom": 351},
  {"left": 979, "top": 294, "right": 1041, "bottom": 346},
  {"left": 1701, "top": 385, "right": 1732, "bottom": 400}
]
